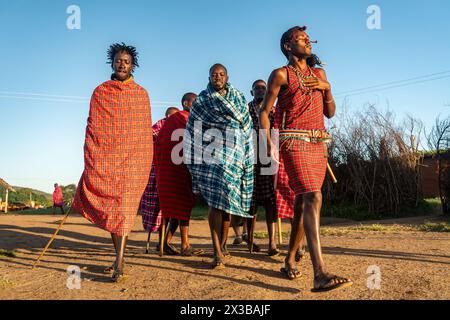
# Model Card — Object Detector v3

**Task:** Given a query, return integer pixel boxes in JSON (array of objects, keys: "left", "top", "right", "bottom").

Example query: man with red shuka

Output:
[
  {"left": 73, "top": 43, "right": 153, "bottom": 282},
  {"left": 260, "top": 26, "right": 352, "bottom": 292}
]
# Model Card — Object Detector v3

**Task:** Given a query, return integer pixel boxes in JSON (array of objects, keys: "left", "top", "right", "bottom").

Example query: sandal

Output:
[
  {"left": 295, "top": 248, "right": 306, "bottom": 262},
  {"left": 211, "top": 255, "right": 226, "bottom": 270},
  {"left": 232, "top": 236, "right": 243, "bottom": 245},
  {"left": 104, "top": 259, "right": 125, "bottom": 274},
  {"left": 104, "top": 263, "right": 115, "bottom": 274},
  {"left": 267, "top": 248, "right": 280, "bottom": 257},
  {"left": 280, "top": 265, "right": 302, "bottom": 280},
  {"left": 311, "top": 274, "right": 353, "bottom": 292},
  {"left": 247, "top": 242, "right": 261, "bottom": 253},
  {"left": 164, "top": 243, "right": 180, "bottom": 255},
  {"left": 181, "top": 246, "right": 204, "bottom": 256},
  {"left": 111, "top": 266, "right": 127, "bottom": 283},
  {"left": 222, "top": 246, "right": 231, "bottom": 257}
]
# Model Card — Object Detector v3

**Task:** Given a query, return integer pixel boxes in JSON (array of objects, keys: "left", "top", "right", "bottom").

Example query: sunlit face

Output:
[
  {"left": 209, "top": 66, "right": 229, "bottom": 91},
  {"left": 285, "top": 29, "right": 313, "bottom": 58},
  {"left": 113, "top": 51, "right": 133, "bottom": 81},
  {"left": 251, "top": 81, "right": 267, "bottom": 100}
]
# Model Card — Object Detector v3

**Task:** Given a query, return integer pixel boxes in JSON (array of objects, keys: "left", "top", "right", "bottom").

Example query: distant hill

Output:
[
  {"left": 0, "top": 184, "right": 76, "bottom": 206},
  {"left": 14, "top": 186, "right": 52, "bottom": 200}
]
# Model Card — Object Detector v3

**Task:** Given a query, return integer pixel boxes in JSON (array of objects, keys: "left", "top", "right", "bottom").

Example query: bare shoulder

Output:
[
  {"left": 269, "top": 67, "right": 288, "bottom": 85},
  {"left": 315, "top": 67, "right": 328, "bottom": 79}
]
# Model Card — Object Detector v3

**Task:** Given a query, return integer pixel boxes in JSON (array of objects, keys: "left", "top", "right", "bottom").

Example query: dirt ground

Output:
[{"left": 0, "top": 213, "right": 449, "bottom": 300}]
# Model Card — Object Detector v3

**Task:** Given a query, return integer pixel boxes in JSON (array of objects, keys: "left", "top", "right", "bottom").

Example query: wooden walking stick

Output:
[
  {"left": 32, "top": 204, "right": 72, "bottom": 269},
  {"left": 327, "top": 162, "right": 338, "bottom": 184},
  {"left": 249, "top": 214, "right": 257, "bottom": 254},
  {"left": 145, "top": 231, "right": 151, "bottom": 254},
  {"left": 159, "top": 218, "right": 166, "bottom": 257}
]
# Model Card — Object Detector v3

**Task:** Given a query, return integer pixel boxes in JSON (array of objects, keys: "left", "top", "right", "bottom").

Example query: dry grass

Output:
[
  {"left": 253, "top": 222, "right": 450, "bottom": 239},
  {"left": 0, "top": 277, "right": 14, "bottom": 288},
  {"left": 0, "top": 249, "right": 17, "bottom": 258}
]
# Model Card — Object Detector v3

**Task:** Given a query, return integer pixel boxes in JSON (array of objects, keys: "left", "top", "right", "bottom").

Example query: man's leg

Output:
[
  {"left": 208, "top": 207, "right": 225, "bottom": 266},
  {"left": 245, "top": 215, "right": 261, "bottom": 252},
  {"left": 242, "top": 215, "right": 249, "bottom": 242},
  {"left": 220, "top": 213, "right": 231, "bottom": 255},
  {"left": 111, "top": 233, "right": 119, "bottom": 254},
  {"left": 302, "top": 192, "right": 352, "bottom": 290},
  {"left": 290, "top": 210, "right": 307, "bottom": 262},
  {"left": 60, "top": 206, "right": 65, "bottom": 215},
  {"left": 179, "top": 219, "right": 204, "bottom": 256},
  {"left": 104, "top": 233, "right": 119, "bottom": 273},
  {"left": 180, "top": 220, "right": 190, "bottom": 251},
  {"left": 112, "top": 235, "right": 128, "bottom": 281},
  {"left": 283, "top": 195, "right": 305, "bottom": 279},
  {"left": 164, "top": 218, "right": 180, "bottom": 255},
  {"left": 231, "top": 215, "right": 243, "bottom": 244},
  {"left": 301, "top": 192, "right": 324, "bottom": 275},
  {"left": 166, "top": 218, "right": 179, "bottom": 244},
  {"left": 264, "top": 199, "right": 279, "bottom": 255}
]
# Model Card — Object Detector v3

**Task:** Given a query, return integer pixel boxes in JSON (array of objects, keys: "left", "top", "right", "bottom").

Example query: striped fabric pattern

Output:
[
  {"left": 184, "top": 83, "right": 254, "bottom": 218},
  {"left": 73, "top": 77, "right": 153, "bottom": 236},
  {"left": 156, "top": 110, "right": 196, "bottom": 221},
  {"left": 274, "top": 158, "right": 295, "bottom": 219},
  {"left": 140, "top": 118, "right": 166, "bottom": 233}
]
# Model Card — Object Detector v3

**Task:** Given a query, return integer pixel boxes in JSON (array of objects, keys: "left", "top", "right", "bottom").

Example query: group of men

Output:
[{"left": 71, "top": 26, "right": 353, "bottom": 292}]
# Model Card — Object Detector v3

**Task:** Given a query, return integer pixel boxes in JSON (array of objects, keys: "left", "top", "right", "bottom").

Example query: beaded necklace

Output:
[{"left": 287, "top": 64, "right": 316, "bottom": 96}]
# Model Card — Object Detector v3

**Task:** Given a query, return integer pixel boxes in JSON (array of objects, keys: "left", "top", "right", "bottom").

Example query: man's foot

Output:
[
  {"left": 247, "top": 242, "right": 261, "bottom": 253},
  {"left": 312, "top": 274, "right": 353, "bottom": 292},
  {"left": 221, "top": 246, "right": 231, "bottom": 257},
  {"left": 211, "top": 255, "right": 225, "bottom": 270},
  {"left": 181, "top": 246, "right": 204, "bottom": 256},
  {"left": 163, "top": 243, "right": 180, "bottom": 255},
  {"left": 111, "top": 265, "right": 127, "bottom": 283},
  {"left": 295, "top": 247, "right": 306, "bottom": 262},
  {"left": 267, "top": 247, "right": 280, "bottom": 257},
  {"left": 232, "top": 236, "right": 243, "bottom": 245},
  {"left": 104, "top": 260, "right": 125, "bottom": 274},
  {"left": 280, "top": 261, "right": 302, "bottom": 280},
  {"left": 104, "top": 262, "right": 115, "bottom": 274}
]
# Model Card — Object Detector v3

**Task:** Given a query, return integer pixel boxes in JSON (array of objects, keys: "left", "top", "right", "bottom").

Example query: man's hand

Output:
[{"left": 303, "top": 77, "right": 331, "bottom": 91}]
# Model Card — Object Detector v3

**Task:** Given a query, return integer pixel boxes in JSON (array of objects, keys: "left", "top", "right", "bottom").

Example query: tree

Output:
[{"left": 427, "top": 114, "right": 450, "bottom": 214}]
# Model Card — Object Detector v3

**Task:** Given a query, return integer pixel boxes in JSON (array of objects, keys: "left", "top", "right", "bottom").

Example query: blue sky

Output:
[{"left": 1, "top": 0, "right": 449, "bottom": 193}]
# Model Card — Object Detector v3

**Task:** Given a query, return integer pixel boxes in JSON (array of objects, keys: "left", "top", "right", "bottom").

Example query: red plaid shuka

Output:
[
  {"left": 53, "top": 186, "right": 64, "bottom": 207},
  {"left": 140, "top": 118, "right": 167, "bottom": 233},
  {"left": 73, "top": 77, "right": 153, "bottom": 236},
  {"left": 274, "top": 66, "right": 328, "bottom": 219},
  {"left": 155, "top": 110, "right": 195, "bottom": 221}
]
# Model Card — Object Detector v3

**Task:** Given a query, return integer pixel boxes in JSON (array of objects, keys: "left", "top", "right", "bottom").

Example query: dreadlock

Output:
[
  {"left": 280, "top": 26, "right": 323, "bottom": 68},
  {"left": 107, "top": 42, "right": 140, "bottom": 71}
]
